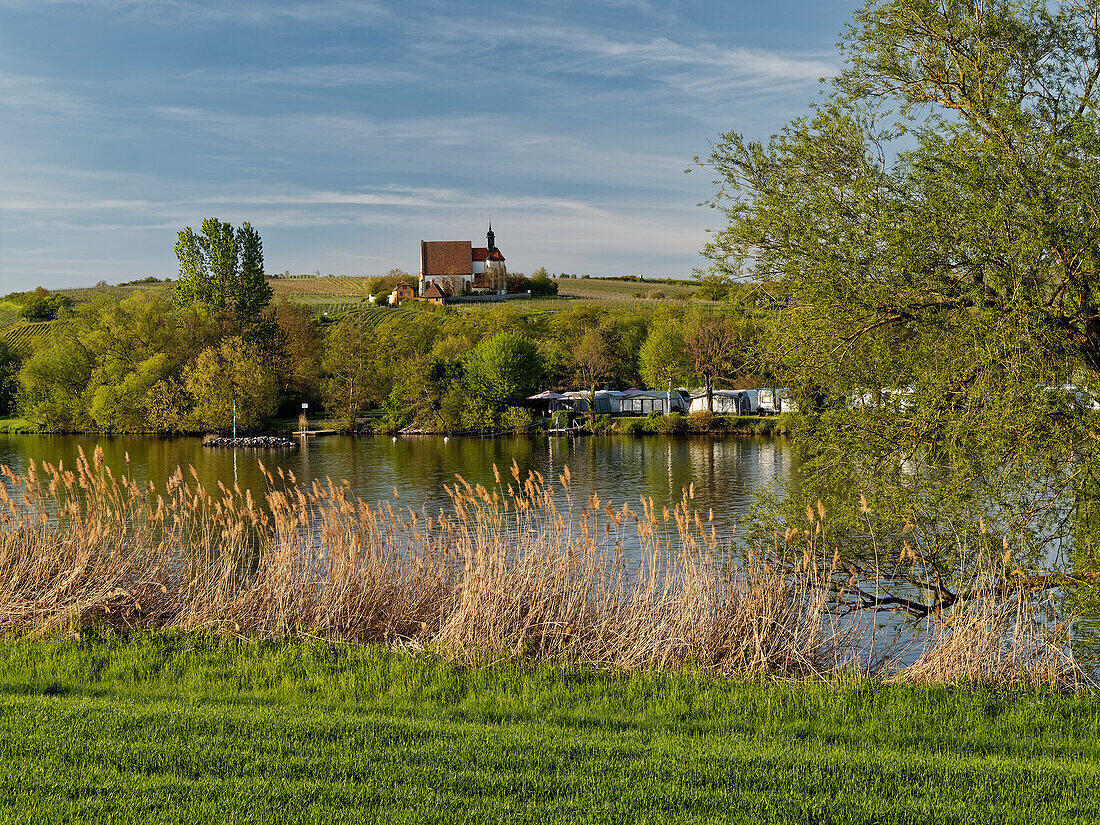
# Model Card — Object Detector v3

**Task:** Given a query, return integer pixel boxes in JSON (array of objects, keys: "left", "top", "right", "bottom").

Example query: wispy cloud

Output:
[
  {"left": 0, "top": 72, "right": 88, "bottom": 116},
  {"left": 0, "top": 0, "right": 391, "bottom": 27},
  {"left": 197, "top": 64, "right": 423, "bottom": 88}
]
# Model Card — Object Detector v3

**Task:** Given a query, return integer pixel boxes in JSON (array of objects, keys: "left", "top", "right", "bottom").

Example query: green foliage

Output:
[
  {"left": 463, "top": 332, "right": 543, "bottom": 414},
  {"left": 320, "top": 316, "right": 375, "bottom": 430},
  {"left": 524, "top": 267, "right": 559, "bottom": 296},
  {"left": 618, "top": 417, "right": 645, "bottom": 435},
  {"left": 699, "top": 0, "right": 1100, "bottom": 615},
  {"left": 182, "top": 337, "right": 280, "bottom": 433},
  {"left": 550, "top": 409, "right": 571, "bottom": 430},
  {"left": 18, "top": 292, "right": 215, "bottom": 432},
  {"left": 645, "top": 411, "right": 685, "bottom": 434},
  {"left": 686, "top": 409, "right": 715, "bottom": 432},
  {"left": 589, "top": 413, "right": 613, "bottom": 434},
  {"left": 639, "top": 318, "right": 692, "bottom": 395},
  {"left": 20, "top": 293, "right": 72, "bottom": 321},
  {"left": 17, "top": 329, "right": 93, "bottom": 430},
  {"left": 692, "top": 271, "right": 737, "bottom": 301},
  {"left": 570, "top": 326, "right": 618, "bottom": 394},
  {"left": 272, "top": 299, "right": 324, "bottom": 404},
  {"left": 174, "top": 218, "right": 273, "bottom": 330},
  {"left": 500, "top": 406, "right": 534, "bottom": 430},
  {"left": 0, "top": 341, "right": 21, "bottom": 418}
]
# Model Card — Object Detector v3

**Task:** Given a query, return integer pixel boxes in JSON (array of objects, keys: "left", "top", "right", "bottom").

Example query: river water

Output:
[{"left": 0, "top": 433, "right": 795, "bottom": 539}]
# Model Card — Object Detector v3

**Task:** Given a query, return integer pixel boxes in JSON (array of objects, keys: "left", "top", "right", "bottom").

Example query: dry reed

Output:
[
  {"left": 896, "top": 584, "right": 1083, "bottom": 688},
  {"left": 0, "top": 447, "right": 1085, "bottom": 685}
]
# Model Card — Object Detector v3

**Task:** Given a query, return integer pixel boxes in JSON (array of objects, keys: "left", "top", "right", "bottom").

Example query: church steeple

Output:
[{"left": 486, "top": 220, "right": 495, "bottom": 253}]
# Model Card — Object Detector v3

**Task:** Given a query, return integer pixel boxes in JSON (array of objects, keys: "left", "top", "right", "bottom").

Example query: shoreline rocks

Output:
[{"left": 202, "top": 436, "right": 297, "bottom": 449}]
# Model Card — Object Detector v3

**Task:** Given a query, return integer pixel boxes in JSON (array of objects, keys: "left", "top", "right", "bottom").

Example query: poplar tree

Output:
[{"left": 175, "top": 218, "right": 273, "bottom": 331}]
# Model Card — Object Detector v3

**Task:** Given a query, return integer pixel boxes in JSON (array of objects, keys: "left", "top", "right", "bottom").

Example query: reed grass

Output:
[{"left": 0, "top": 446, "right": 1084, "bottom": 686}]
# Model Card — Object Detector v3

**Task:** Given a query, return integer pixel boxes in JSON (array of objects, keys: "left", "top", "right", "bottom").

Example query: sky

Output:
[{"left": 0, "top": 0, "right": 861, "bottom": 291}]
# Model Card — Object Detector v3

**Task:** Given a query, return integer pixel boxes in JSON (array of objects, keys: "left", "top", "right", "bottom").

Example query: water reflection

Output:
[{"left": 0, "top": 433, "right": 795, "bottom": 539}]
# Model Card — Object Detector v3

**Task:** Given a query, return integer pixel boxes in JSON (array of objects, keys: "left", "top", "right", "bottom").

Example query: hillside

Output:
[{"left": 0, "top": 275, "right": 699, "bottom": 351}]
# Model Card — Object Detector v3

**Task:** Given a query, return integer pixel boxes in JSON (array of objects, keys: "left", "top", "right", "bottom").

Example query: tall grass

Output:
[{"left": 0, "top": 446, "right": 1084, "bottom": 685}]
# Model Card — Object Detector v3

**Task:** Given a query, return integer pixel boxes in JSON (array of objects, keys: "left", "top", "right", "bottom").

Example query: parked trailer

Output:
[{"left": 689, "top": 390, "right": 760, "bottom": 415}]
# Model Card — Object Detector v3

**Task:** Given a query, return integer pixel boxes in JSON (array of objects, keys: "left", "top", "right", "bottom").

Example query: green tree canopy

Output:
[
  {"left": 183, "top": 336, "right": 279, "bottom": 433},
  {"left": 19, "top": 292, "right": 217, "bottom": 431},
  {"left": 699, "top": 0, "right": 1100, "bottom": 616},
  {"left": 20, "top": 292, "right": 73, "bottom": 322},
  {"left": 463, "top": 332, "right": 543, "bottom": 414},
  {"left": 639, "top": 319, "right": 692, "bottom": 403},
  {"left": 175, "top": 218, "right": 273, "bottom": 331}
]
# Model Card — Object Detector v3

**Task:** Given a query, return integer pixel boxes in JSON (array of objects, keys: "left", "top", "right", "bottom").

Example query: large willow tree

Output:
[{"left": 702, "top": 0, "right": 1100, "bottom": 617}]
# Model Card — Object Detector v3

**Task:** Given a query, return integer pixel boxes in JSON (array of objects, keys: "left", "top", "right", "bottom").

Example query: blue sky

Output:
[{"left": 0, "top": 0, "right": 860, "bottom": 290}]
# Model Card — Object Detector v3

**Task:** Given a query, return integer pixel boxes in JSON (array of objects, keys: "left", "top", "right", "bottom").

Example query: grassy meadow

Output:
[{"left": 0, "top": 632, "right": 1099, "bottom": 824}]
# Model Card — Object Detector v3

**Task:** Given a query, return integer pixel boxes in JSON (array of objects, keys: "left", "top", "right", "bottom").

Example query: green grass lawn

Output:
[{"left": 0, "top": 633, "right": 1098, "bottom": 824}]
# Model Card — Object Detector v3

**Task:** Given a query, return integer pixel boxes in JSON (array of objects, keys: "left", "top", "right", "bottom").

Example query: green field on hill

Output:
[
  {"left": 1, "top": 633, "right": 1099, "bottom": 824},
  {"left": 0, "top": 275, "right": 698, "bottom": 349},
  {"left": 555, "top": 276, "right": 696, "bottom": 302}
]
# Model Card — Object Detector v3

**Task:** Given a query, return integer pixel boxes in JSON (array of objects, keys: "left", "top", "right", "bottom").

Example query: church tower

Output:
[{"left": 486, "top": 220, "right": 496, "bottom": 254}]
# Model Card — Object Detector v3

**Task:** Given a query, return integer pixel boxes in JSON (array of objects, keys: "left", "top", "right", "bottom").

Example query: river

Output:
[{"left": 0, "top": 433, "right": 795, "bottom": 536}]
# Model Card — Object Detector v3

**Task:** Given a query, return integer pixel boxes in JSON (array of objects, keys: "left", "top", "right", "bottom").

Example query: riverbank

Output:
[
  {"left": 363, "top": 412, "right": 801, "bottom": 437},
  {"left": 0, "top": 412, "right": 799, "bottom": 437},
  {"left": 1, "top": 632, "right": 1098, "bottom": 823}
]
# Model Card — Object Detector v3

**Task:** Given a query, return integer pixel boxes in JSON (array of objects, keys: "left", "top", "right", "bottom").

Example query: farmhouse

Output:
[
  {"left": 388, "top": 280, "right": 416, "bottom": 306},
  {"left": 419, "top": 222, "right": 506, "bottom": 297}
]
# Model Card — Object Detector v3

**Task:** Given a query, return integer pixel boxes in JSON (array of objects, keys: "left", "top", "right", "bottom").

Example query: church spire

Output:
[{"left": 486, "top": 219, "right": 495, "bottom": 253}]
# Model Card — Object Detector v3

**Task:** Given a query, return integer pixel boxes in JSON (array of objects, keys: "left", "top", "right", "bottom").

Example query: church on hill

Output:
[{"left": 418, "top": 222, "right": 507, "bottom": 297}]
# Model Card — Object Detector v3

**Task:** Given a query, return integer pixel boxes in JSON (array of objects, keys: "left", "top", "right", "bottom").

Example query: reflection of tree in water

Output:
[
  {"left": 0, "top": 431, "right": 798, "bottom": 556},
  {"left": 1072, "top": 480, "right": 1100, "bottom": 668}
]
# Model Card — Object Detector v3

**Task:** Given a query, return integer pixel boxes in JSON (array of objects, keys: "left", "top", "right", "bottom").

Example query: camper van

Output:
[{"left": 689, "top": 389, "right": 760, "bottom": 415}]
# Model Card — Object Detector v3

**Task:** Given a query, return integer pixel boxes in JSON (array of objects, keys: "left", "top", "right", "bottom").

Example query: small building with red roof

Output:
[
  {"left": 421, "top": 281, "right": 448, "bottom": 306},
  {"left": 389, "top": 279, "right": 417, "bottom": 305}
]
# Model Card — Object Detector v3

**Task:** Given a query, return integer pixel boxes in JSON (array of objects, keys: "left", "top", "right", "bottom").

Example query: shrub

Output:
[
  {"left": 21, "top": 293, "right": 72, "bottom": 321},
  {"left": 501, "top": 406, "right": 534, "bottom": 430},
  {"left": 589, "top": 413, "right": 613, "bottom": 434},
  {"left": 550, "top": 410, "right": 571, "bottom": 430},
  {"left": 647, "top": 412, "right": 685, "bottom": 434},
  {"left": 712, "top": 415, "right": 735, "bottom": 431},
  {"left": 527, "top": 269, "right": 559, "bottom": 296},
  {"left": 618, "top": 418, "right": 645, "bottom": 435},
  {"left": 687, "top": 410, "right": 715, "bottom": 432}
]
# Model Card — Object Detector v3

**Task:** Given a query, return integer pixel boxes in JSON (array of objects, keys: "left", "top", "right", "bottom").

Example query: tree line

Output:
[
  {"left": 322, "top": 300, "right": 762, "bottom": 432},
  {"left": 3, "top": 218, "right": 763, "bottom": 434}
]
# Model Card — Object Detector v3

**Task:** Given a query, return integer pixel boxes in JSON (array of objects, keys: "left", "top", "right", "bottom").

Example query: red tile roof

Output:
[
  {"left": 421, "top": 240, "right": 473, "bottom": 276},
  {"left": 488, "top": 248, "right": 506, "bottom": 261},
  {"left": 472, "top": 247, "right": 489, "bottom": 261},
  {"left": 422, "top": 282, "right": 447, "bottom": 299}
]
